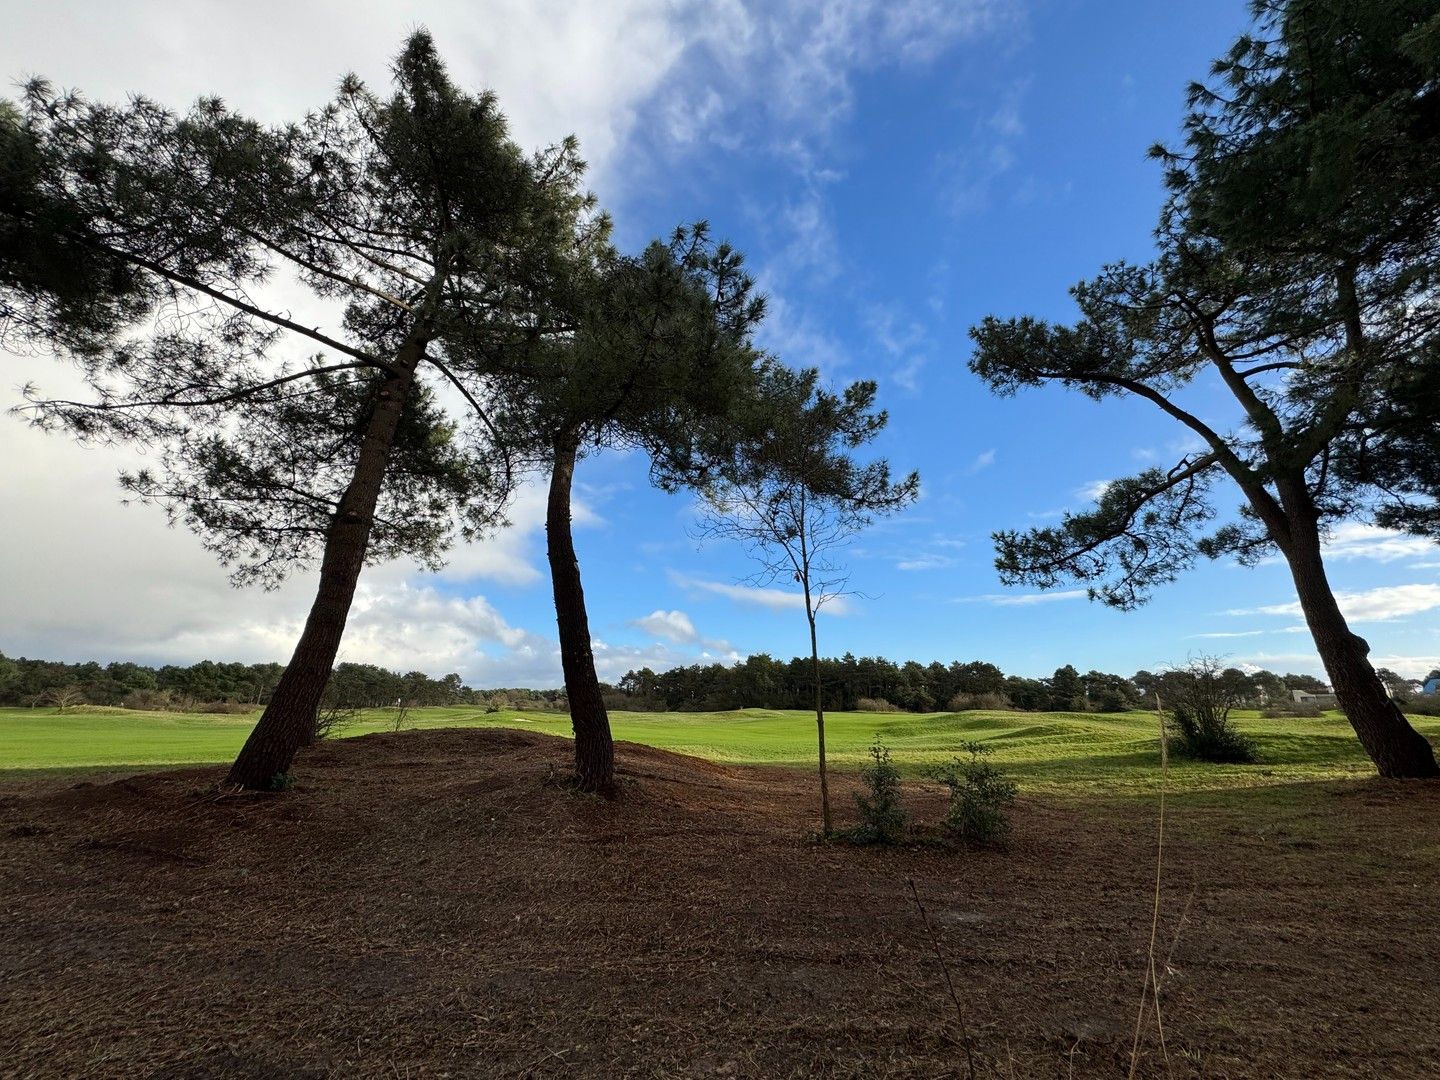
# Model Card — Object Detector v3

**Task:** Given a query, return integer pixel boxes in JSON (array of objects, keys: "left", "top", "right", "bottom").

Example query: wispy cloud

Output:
[
  {"left": 1074, "top": 479, "right": 1112, "bottom": 502},
  {"left": 965, "top": 448, "right": 997, "bottom": 475},
  {"left": 955, "top": 589, "right": 1089, "bottom": 607},
  {"left": 896, "top": 553, "right": 957, "bottom": 572},
  {"left": 678, "top": 1, "right": 1020, "bottom": 134},
  {"left": 1226, "top": 583, "right": 1440, "bottom": 623},
  {"left": 938, "top": 77, "right": 1032, "bottom": 215},
  {"left": 669, "top": 571, "right": 852, "bottom": 615},
  {"left": 1323, "top": 522, "right": 1438, "bottom": 563},
  {"left": 754, "top": 293, "right": 849, "bottom": 380},
  {"left": 865, "top": 303, "right": 930, "bottom": 392}
]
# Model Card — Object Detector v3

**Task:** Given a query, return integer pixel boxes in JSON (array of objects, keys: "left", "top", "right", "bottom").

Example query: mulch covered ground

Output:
[{"left": 2, "top": 727, "right": 1438, "bottom": 1078}]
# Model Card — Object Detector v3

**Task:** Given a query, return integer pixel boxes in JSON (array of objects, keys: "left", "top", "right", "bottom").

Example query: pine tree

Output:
[
  {"left": 3, "top": 33, "right": 593, "bottom": 788},
  {"left": 488, "top": 225, "right": 770, "bottom": 794},
  {"left": 969, "top": 0, "right": 1439, "bottom": 777}
]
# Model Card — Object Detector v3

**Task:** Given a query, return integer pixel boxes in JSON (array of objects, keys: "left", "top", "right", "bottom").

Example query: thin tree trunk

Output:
[
  {"left": 226, "top": 339, "right": 424, "bottom": 790},
  {"left": 808, "top": 607, "right": 832, "bottom": 835},
  {"left": 545, "top": 437, "right": 616, "bottom": 795},
  {"left": 1283, "top": 522, "right": 1438, "bottom": 778}
]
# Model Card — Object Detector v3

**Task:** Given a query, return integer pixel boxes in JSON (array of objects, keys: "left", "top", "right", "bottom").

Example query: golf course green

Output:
[{"left": 4, "top": 704, "right": 1432, "bottom": 795}]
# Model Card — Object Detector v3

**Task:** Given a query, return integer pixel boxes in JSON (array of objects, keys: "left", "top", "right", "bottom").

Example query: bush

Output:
[
  {"left": 199, "top": 701, "right": 255, "bottom": 715},
  {"left": 947, "top": 691, "right": 1014, "bottom": 712},
  {"left": 855, "top": 697, "right": 900, "bottom": 713},
  {"left": 314, "top": 702, "right": 360, "bottom": 740},
  {"left": 930, "top": 742, "right": 1017, "bottom": 846},
  {"left": 121, "top": 688, "right": 174, "bottom": 711},
  {"left": 1261, "top": 702, "right": 1322, "bottom": 719},
  {"left": 851, "top": 738, "right": 908, "bottom": 844},
  {"left": 1170, "top": 703, "right": 1257, "bottom": 763},
  {"left": 1159, "top": 656, "right": 1258, "bottom": 763},
  {"left": 1403, "top": 697, "right": 1440, "bottom": 717}
]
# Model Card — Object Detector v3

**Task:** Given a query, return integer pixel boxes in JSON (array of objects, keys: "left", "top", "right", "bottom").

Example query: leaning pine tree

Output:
[
  {"left": 487, "top": 225, "right": 771, "bottom": 794},
  {"left": 2, "top": 33, "right": 594, "bottom": 788},
  {"left": 968, "top": 0, "right": 1439, "bottom": 777}
]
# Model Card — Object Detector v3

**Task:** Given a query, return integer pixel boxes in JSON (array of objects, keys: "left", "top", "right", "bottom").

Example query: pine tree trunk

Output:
[
  {"left": 808, "top": 609, "right": 832, "bottom": 835},
  {"left": 545, "top": 437, "right": 616, "bottom": 796},
  {"left": 225, "top": 341, "right": 424, "bottom": 790},
  {"left": 1284, "top": 523, "right": 1438, "bottom": 778}
]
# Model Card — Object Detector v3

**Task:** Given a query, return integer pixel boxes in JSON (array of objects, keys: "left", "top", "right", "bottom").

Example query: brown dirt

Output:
[{"left": 1, "top": 727, "right": 1438, "bottom": 1078}]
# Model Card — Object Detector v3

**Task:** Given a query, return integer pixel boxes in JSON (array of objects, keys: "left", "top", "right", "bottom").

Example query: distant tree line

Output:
[
  {"left": 13, "top": 649, "right": 1434, "bottom": 717},
  {"left": 0, "top": 653, "right": 563, "bottom": 712},
  {"left": 604, "top": 656, "right": 1421, "bottom": 715}
]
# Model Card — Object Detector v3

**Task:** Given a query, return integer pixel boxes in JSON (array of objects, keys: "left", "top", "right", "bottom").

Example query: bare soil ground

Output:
[{"left": 2, "top": 727, "right": 1437, "bottom": 1078}]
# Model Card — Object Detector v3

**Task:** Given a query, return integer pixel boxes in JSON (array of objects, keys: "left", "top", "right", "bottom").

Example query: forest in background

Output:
[{"left": 6, "top": 648, "right": 1435, "bottom": 716}]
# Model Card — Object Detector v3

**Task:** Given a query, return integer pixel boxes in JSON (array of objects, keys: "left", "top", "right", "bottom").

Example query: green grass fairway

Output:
[{"left": 4, "top": 704, "right": 1435, "bottom": 795}]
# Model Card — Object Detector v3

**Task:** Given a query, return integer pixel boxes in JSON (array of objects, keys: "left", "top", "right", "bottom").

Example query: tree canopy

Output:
[
  {"left": 0, "top": 32, "right": 599, "bottom": 787},
  {"left": 968, "top": 0, "right": 1439, "bottom": 777}
]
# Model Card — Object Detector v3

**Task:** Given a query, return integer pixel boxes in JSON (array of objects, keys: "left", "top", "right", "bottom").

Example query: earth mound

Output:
[{"left": 2, "top": 727, "right": 1437, "bottom": 1077}]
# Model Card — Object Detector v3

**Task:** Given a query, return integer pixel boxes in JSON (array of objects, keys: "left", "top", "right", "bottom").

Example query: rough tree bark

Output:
[
  {"left": 545, "top": 436, "right": 616, "bottom": 795},
  {"left": 1282, "top": 522, "right": 1439, "bottom": 778},
  {"left": 225, "top": 336, "right": 426, "bottom": 790}
]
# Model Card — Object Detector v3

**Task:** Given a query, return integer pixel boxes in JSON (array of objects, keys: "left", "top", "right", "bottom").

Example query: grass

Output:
[{"left": 4, "top": 703, "right": 1435, "bottom": 797}]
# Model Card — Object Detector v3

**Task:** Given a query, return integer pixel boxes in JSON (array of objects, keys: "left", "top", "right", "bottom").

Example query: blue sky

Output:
[{"left": 2, "top": 0, "right": 1437, "bottom": 684}]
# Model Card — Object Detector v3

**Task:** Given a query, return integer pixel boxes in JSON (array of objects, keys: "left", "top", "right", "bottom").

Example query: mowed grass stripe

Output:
[{"left": 4, "top": 704, "right": 1434, "bottom": 796}]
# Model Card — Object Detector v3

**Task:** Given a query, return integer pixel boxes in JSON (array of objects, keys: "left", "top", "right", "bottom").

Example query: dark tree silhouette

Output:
[
  {"left": 489, "top": 225, "right": 770, "bottom": 794},
  {"left": 2, "top": 33, "right": 594, "bottom": 788},
  {"left": 969, "top": 0, "right": 1439, "bottom": 777}
]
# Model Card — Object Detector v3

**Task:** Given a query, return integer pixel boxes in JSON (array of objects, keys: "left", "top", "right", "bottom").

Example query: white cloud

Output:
[
  {"left": 1074, "top": 479, "right": 1112, "bottom": 502},
  {"left": 956, "top": 589, "right": 1089, "bottom": 607},
  {"left": 0, "top": 1, "right": 699, "bottom": 194},
  {"left": 679, "top": 1, "right": 1018, "bottom": 133},
  {"left": 590, "top": 638, "right": 743, "bottom": 683},
  {"left": 1370, "top": 655, "right": 1440, "bottom": 681},
  {"left": 775, "top": 188, "right": 842, "bottom": 282},
  {"left": 669, "top": 571, "right": 852, "bottom": 615},
  {"left": 938, "top": 77, "right": 1032, "bottom": 215},
  {"left": 630, "top": 609, "right": 699, "bottom": 644},
  {"left": 966, "top": 449, "right": 997, "bottom": 474},
  {"left": 1187, "top": 630, "right": 1266, "bottom": 639},
  {"left": 864, "top": 303, "right": 931, "bottom": 393},
  {"left": 753, "top": 293, "right": 850, "bottom": 380},
  {"left": 1323, "top": 522, "right": 1438, "bottom": 564},
  {"left": 338, "top": 582, "right": 549, "bottom": 672},
  {"left": 1231, "top": 652, "right": 1324, "bottom": 677},
  {"left": 0, "top": 0, "right": 1016, "bottom": 688},
  {"left": 433, "top": 483, "right": 548, "bottom": 587},
  {"left": 896, "top": 554, "right": 957, "bottom": 572},
  {"left": 1227, "top": 584, "right": 1440, "bottom": 624},
  {"left": 987, "top": 78, "right": 1029, "bottom": 138}
]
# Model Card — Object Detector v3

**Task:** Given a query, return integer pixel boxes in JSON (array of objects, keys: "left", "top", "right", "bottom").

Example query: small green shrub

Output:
[
  {"left": 930, "top": 742, "right": 1017, "bottom": 846},
  {"left": 1170, "top": 704, "right": 1257, "bottom": 763},
  {"left": 851, "top": 738, "right": 908, "bottom": 844},
  {"left": 269, "top": 772, "right": 295, "bottom": 791}
]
